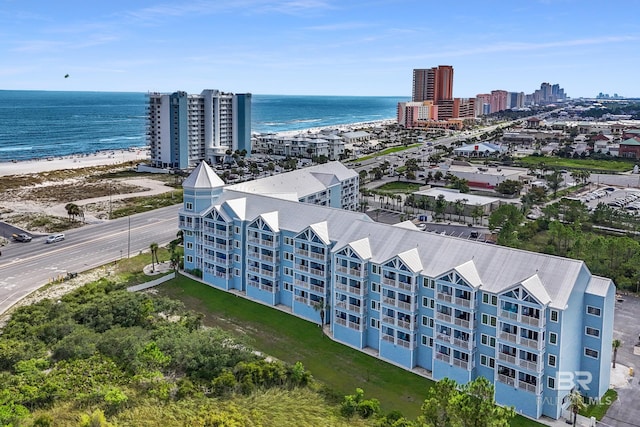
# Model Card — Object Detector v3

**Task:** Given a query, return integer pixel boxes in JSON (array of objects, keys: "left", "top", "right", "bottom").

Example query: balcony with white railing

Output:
[
  {"left": 518, "top": 359, "right": 541, "bottom": 373},
  {"left": 348, "top": 303, "right": 364, "bottom": 314},
  {"left": 521, "top": 313, "right": 544, "bottom": 328},
  {"left": 294, "top": 295, "right": 307, "bottom": 304},
  {"left": 382, "top": 334, "right": 394, "bottom": 344},
  {"left": 397, "top": 338, "right": 412, "bottom": 349},
  {"left": 520, "top": 336, "right": 544, "bottom": 351},
  {"left": 348, "top": 321, "right": 363, "bottom": 331},
  {"left": 310, "top": 284, "right": 325, "bottom": 294},
  {"left": 396, "top": 318, "right": 412, "bottom": 330},
  {"left": 296, "top": 264, "right": 310, "bottom": 273},
  {"left": 500, "top": 309, "right": 518, "bottom": 322},
  {"left": 383, "top": 297, "right": 396, "bottom": 306},
  {"left": 247, "top": 265, "right": 260, "bottom": 274},
  {"left": 335, "top": 283, "right": 348, "bottom": 292},
  {"left": 214, "top": 243, "right": 228, "bottom": 251},
  {"left": 214, "top": 271, "right": 230, "bottom": 279},
  {"left": 309, "top": 267, "right": 325, "bottom": 277},
  {"left": 498, "top": 352, "right": 517, "bottom": 365},
  {"left": 261, "top": 254, "right": 274, "bottom": 263},
  {"left": 454, "top": 296, "right": 473, "bottom": 308},
  {"left": 435, "top": 352, "right": 450, "bottom": 363},
  {"left": 398, "top": 281, "right": 416, "bottom": 293},
  {"left": 309, "top": 251, "right": 325, "bottom": 260},
  {"left": 295, "top": 248, "right": 309, "bottom": 257},
  {"left": 498, "top": 374, "right": 515, "bottom": 387},
  {"left": 214, "top": 257, "right": 232, "bottom": 266},
  {"left": 453, "top": 337, "right": 472, "bottom": 350},
  {"left": 248, "top": 280, "right": 260, "bottom": 289},
  {"left": 436, "top": 312, "right": 452, "bottom": 323},
  {"left": 452, "top": 358, "right": 469, "bottom": 370},
  {"left": 436, "top": 292, "right": 453, "bottom": 303},
  {"left": 335, "top": 317, "right": 347, "bottom": 327},
  {"left": 382, "top": 277, "right": 395, "bottom": 286},
  {"left": 382, "top": 316, "right": 395, "bottom": 326},
  {"left": 499, "top": 331, "right": 517, "bottom": 343},
  {"left": 518, "top": 381, "right": 541, "bottom": 394},
  {"left": 397, "top": 300, "right": 414, "bottom": 311},
  {"left": 436, "top": 334, "right": 451, "bottom": 343},
  {"left": 212, "top": 228, "right": 231, "bottom": 237},
  {"left": 294, "top": 279, "right": 309, "bottom": 289},
  {"left": 454, "top": 317, "right": 471, "bottom": 329},
  {"left": 260, "top": 284, "right": 274, "bottom": 292}
]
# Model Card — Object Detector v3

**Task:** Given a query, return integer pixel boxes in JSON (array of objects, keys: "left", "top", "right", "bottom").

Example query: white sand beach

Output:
[
  {"left": 254, "top": 119, "right": 394, "bottom": 138},
  {"left": 0, "top": 148, "right": 149, "bottom": 177}
]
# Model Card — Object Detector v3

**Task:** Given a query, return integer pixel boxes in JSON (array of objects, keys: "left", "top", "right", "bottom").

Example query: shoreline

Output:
[
  {"left": 0, "top": 119, "right": 396, "bottom": 177},
  {"left": 254, "top": 119, "right": 395, "bottom": 138},
  {"left": 0, "top": 147, "right": 149, "bottom": 177}
]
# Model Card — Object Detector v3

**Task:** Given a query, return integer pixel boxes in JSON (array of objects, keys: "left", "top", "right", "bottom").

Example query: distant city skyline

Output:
[{"left": 1, "top": 1, "right": 638, "bottom": 97}]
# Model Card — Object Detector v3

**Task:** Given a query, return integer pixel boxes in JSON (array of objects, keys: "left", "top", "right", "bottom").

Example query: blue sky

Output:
[{"left": 1, "top": 0, "right": 638, "bottom": 97}]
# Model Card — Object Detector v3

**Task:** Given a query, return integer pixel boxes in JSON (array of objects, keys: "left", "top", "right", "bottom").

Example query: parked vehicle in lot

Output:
[
  {"left": 45, "top": 233, "right": 65, "bottom": 243},
  {"left": 12, "top": 233, "right": 32, "bottom": 242}
]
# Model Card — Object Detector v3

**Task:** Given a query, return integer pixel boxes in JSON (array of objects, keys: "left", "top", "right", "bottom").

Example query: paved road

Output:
[
  {"left": 0, "top": 204, "right": 180, "bottom": 314},
  {"left": 600, "top": 294, "right": 640, "bottom": 427}
]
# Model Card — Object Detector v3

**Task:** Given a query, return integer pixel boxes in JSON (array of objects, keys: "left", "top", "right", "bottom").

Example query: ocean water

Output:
[{"left": 0, "top": 90, "right": 408, "bottom": 162}]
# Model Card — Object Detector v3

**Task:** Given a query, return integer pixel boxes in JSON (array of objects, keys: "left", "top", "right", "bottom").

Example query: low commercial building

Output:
[{"left": 179, "top": 161, "right": 615, "bottom": 421}]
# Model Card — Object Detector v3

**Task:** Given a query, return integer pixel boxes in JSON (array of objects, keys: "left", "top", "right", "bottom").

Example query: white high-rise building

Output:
[{"left": 146, "top": 89, "right": 252, "bottom": 170}]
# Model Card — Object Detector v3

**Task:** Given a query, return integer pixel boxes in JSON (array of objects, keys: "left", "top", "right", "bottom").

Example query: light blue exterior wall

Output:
[
  {"left": 177, "top": 181, "right": 615, "bottom": 421},
  {"left": 169, "top": 92, "right": 189, "bottom": 170}
]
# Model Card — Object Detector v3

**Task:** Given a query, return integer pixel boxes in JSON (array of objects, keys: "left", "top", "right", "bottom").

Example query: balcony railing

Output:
[
  {"left": 294, "top": 279, "right": 309, "bottom": 289},
  {"left": 499, "top": 331, "right": 517, "bottom": 343},
  {"left": 382, "top": 277, "right": 395, "bottom": 286},
  {"left": 214, "top": 243, "right": 228, "bottom": 251},
  {"left": 500, "top": 309, "right": 518, "bottom": 322},
  {"left": 521, "top": 314, "right": 544, "bottom": 328},
  {"left": 309, "top": 267, "right": 325, "bottom": 277},
  {"left": 498, "top": 374, "right": 515, "bottom": 387},
  {"left": 348, "top": 321, "right": 363, "bottom": 331},
  {"left": 297, "top": 264, "right": 309, "bottom": 273},
  {"left": 435, "top": 352, "right": 450, "bottom": 363},
  {"left": 248, "top": 280, "right": 260, "bottom": 289},
  {"left": 518, "top": 381, "right": 540, "bottom": 394},
  {"left": 454, "top": 317, "right": 471, "bottom": 329},
  {"left": 436, "top": 312, "right": 452, "bottom": 323},
  {"left": 260, "top": 284, "right": 274, "bottom": 292},
  {"left": 454, "top": 296, "right": 472, "bottom": 308},
  {"left": 453, "top": 358, "right": 469, "bottom": 370},
  {"left": 348, "top": 303, "right": 364, "bottom": 314},
  {"left": 382, "top": 334, "right": 394, "bottom": 344},
  {"left": 397, "top": 318, "right": 412, "bottom": 330},
  {"left": 310, "top": 284, "right": 324, "bottom": 294},
  {"left": 383, "top": 297, "right": 396, "bottom": 306},
  {"left": 498, "top": 352, "right": 516, "bottom": 365},
  {"left": 294, "top": 295, "right": 307, "bottom": 304},
  {"left": 436, "top": 334, "right": 451, "bottom": 343},
  {"left": 335, "top": 317, "right": 347, "bottom": 327},
  {"left": 397, "top": 281, "right": 416, "bottom": 293},
  {"left": 336, "top": 266, "right": 366, "bottom": 278},
  {"left": 519, "top": 359, "right": 541, "bottom": 372},
  {"left": 397, "top": 300, "right": 414, "bottom": 311},
  {"left": 520, "top": 336, "right": 544, "bottom": 350},
  {"left": 295, "top": 248, "right": 309, "bottom": 256},
  {"left": 453, "top": 337, "right": 472, "bottom": 350},
  {"left": 436, "top": 292, "right": 453, "bottom": 303},
  {"left": 397, "top": 338, "right": 412, "bottom": 349},
  {"left": 309, "top": 251, "right": 325, "bottom": 260}
]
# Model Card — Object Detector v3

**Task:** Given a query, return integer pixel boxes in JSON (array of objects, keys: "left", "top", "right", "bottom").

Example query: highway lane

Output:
[{"left": 0, "top": 204, "right": 181, "bottom": 314}]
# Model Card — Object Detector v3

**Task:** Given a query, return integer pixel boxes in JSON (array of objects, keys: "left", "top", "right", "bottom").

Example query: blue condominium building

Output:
[{"left": 178, "top": 161, "right": 615, "bottom": 420}]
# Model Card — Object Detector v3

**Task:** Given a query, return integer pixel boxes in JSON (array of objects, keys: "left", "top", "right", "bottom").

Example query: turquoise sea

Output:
[{"left": 0, "top": 90, "right": 408, "bottom": 162}]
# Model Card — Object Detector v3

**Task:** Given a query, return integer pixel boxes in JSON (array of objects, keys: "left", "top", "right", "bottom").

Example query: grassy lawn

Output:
[
  {"left": 356, "top": 144, "right": 421, "bottom": 162},
  {"left": 374, "top": 182, "right": 423, "bottom": 193},
  {"left": 580, "top": 389, "right": 618, "bottom": 420},
  {"left": 158, "top": 276, "right": 543, "bottom": 426},
  {"left": 516, "top": 156, "right": 633, "bottom": 173}
]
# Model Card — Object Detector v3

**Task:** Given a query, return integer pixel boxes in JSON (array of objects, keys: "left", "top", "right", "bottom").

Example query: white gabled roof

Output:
[
  {"left": 518, "top": 274, "right": 552, "bottom": 306},
  {"left": 349, "top": 237, "right": 372, "bottom": 260},
  {"left": 585, "top": 276, "right": 613, "bottom": 298},
  {"left": 453, "top": 260, "right": 482, "bottom": 288},
  {"left": 224, "top": 197, "right": 247, "bottom": 220},
  {"left": 397, "top": 248, "right": 423, "bottom": 273},
  {"left": 260, "top": 211, "right": 279, "bottom": 232},
  {"left": 182, "top": 162, "right": 225, "bottom": 189},
  {"left": 394, "top": 221, "right": 419, "bottom": 230},
  {"left": 309, "top": 221, "right": 331, "bottom": 245}
]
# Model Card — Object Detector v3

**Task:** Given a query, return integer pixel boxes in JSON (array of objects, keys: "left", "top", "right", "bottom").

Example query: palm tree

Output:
[
  {"left": 312, "top": 297, "right": 326, "bottom": 328},
  {"left": 149, "top": 242, "right": 159, "bottom": 271},
  {"left": 612, "top": 339, "right": 622, "bottom": 368},
  {"left": 568, "top": 389, "right": 586, "bottom": 426}
]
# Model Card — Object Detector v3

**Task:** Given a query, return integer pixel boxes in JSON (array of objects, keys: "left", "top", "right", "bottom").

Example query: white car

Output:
[{"left": 45, "top": 233, "right": 65, "bottom": 243}]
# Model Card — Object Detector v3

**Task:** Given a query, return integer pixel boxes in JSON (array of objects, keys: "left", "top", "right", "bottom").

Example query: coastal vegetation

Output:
[{"left": 0, "top": 250, "right": 541, "bottom": 427}]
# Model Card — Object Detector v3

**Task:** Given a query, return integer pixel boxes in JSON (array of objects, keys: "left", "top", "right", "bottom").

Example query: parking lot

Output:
[{"left": 574, "top": 186, "right": 640, "bottom": 215}]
